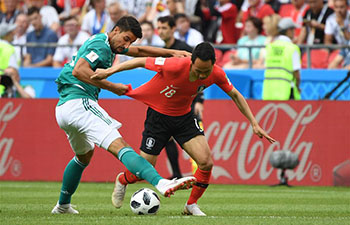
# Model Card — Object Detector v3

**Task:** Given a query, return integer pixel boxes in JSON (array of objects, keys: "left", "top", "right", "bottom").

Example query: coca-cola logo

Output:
[
  {"left": 0, "top": 102, "right": 22, "bottom": 177},
  {"left": 205, "top": 103, "right": 322, "bottom": 182}
]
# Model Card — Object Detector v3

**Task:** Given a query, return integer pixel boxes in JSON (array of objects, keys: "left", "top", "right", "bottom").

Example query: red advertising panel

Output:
[{"left": 0, "top": 99, "right": 349, "bottom": 186}]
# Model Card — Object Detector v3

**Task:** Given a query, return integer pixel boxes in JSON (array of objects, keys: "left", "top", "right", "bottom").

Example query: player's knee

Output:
[
  {"left": 108, "top": 137, "right": 130, "bottom": 156},
  {"left": 76, "top": 150, "right": 94, "bottom": 165},
  {"left": 197, "top": 157, "right": 213, "bottom": 171}
]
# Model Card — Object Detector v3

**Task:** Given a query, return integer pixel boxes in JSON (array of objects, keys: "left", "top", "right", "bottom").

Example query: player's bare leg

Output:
[{"left": 182, "top": 135, "right": 213, "bottom": 216}]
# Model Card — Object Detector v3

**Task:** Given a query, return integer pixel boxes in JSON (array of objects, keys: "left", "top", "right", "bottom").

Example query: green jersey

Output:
[{"left": 56, "top": 33, "right": 116, "bottom": 105}]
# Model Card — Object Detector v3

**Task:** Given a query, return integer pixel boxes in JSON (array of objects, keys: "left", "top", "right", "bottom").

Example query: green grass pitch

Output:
[{"left": 0, "top": 181, "right": 349, "bottom": 225}]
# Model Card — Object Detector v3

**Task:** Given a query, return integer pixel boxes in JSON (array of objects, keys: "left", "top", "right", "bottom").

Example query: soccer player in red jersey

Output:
[{"left": 92, "top": 42, "right": 276, "bottom": 216}]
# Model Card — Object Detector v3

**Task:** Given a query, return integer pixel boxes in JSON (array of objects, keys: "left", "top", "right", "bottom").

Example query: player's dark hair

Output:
[
  {"left": 191, "top": 42, "right": 216, "bottom": 65},
  {"left": 112, "top": 16, "right": 142, "bottom": 39},
  {"left": 157, "top": 16, "right": 176, "bottom": 28},
  {"left": 27, "top": 7, "right": 40, "bottom": 16}
]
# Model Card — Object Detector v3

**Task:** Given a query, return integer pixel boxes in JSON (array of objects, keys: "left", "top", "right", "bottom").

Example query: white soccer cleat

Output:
[
  {"left": 156, "top": 176, "right": 196, "bottom": 197},
  {"left": 51, "top": 202, "right": 79, "bottom": 214},
  {"left": 183, "top": 203, "right": 206, "bottom": 216},
  {"left": 112, "top": 172, "right": 127, "bottom": 208}
]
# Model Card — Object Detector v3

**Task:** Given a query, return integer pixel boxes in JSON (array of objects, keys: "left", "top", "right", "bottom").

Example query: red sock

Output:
[
  {"left": 118, "top": 170, "right": 142, "bottom": 185},
  {"left": 187, "top": 168, "right": 211, "bottom": 205}
]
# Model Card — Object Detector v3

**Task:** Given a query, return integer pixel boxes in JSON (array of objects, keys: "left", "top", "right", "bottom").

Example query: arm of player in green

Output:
[{"left": 91, "top": 57, "right": 147, "bottom": 80}]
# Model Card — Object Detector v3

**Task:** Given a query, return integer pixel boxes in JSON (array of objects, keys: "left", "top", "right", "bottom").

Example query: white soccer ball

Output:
[{"left": 130, "top": 188, "right": 160, "bottom": 215}]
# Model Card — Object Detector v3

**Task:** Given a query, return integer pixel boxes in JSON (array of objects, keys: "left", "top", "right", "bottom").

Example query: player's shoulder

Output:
[
  {"left": 166, "top": 56, "right": 191, "bottom": 68},
  {"left": 153, "top": 56, "right": 190, "bottom": 66},
  {"left": 86, "top": 33, "right": 109, "bottom": 46},
  {"left": 84, "top": 33, "right": 110, "bottom": 53}
]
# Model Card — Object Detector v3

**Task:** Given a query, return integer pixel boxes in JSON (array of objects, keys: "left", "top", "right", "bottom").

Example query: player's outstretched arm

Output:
[
  {"left": 126, "top": 46, "right": 191, "bottom": 58},
  {"left": 73, "top": 58, "right": 129, "bottom": 95},
  {"left": 91, "top": 57, "right": 147, "bottom": 80},
  {"left": 227, "top": 87, "right": 276, "bottom": 143}
]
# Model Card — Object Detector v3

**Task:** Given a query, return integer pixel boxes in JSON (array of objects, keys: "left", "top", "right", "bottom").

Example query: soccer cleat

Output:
[
  {"left": 51, "top": 202, "right": 79, "bottom": 214},
  {"left": 112, "top": 172, "right": 127, "bottom": 208},
  {"left": 156, "top": 176, "right": 196, "bottom": 197},
  {"left": 183, "top": 203, "right": 206, "bottom": 216}
]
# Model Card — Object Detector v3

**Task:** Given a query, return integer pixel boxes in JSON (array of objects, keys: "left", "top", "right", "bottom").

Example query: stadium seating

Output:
[
  {"left": 328, "top": 50, "right": 343, "bottom": 68},
  {"left": 301, "top": 49, "right": 329, "bottom": 69},
  {"left": 218, "top": 49, "right": 236, "bottom": 67}
]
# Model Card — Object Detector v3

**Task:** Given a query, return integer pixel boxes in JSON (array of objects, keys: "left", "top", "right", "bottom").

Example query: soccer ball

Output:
[{"left": 130, "top": 188, "right": 160, "bottom": 215}]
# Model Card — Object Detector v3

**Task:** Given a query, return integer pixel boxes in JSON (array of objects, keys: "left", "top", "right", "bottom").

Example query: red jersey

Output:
[{"left": 126, "top": 57, "right": 234, "bottom": 116}]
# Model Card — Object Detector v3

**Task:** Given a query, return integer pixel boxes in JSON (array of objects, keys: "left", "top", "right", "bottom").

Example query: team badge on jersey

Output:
[
  {"left": 86, "top": 51, "right": 99, "bottom": 63},
  {"left": 145, "top": 137, "right": 155, "bottom": 149},
  {"left": 197, "top": 85, "right": 207, "bottom": 93}
]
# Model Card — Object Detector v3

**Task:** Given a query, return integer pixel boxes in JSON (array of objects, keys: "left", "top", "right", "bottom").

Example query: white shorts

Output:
[{"left": 55, "top": 98, "right": 122, "bottom": 155}]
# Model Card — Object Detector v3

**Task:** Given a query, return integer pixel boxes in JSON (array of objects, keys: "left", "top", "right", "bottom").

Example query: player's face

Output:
[
  {"left": 109, "top": 27, "right": 137, "bottom": 54},
  {"left": 190, "top": 58, "right": 213, "bottom": 80}
]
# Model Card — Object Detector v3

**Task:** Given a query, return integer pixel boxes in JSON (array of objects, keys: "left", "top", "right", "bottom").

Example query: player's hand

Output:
[
  {"left": 113, "top": 83, "right": 129, "bottom": 96},
  {"left": 171, "top": 50, "right": 191, "bottom": 58},
  {"left": 252, "top": 124, "right": 276, "bottom": 144},
  {"left": 91, "top": 68, "right": 110, "bottom": 80}
]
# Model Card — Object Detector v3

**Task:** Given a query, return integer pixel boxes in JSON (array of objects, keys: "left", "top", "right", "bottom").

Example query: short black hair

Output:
[
  {"left": 27, "top": 7, "right": 40, "bottom": 16},
  {"left": 112, "top": 16, "right": 142, "bottom": 39},
  {"left": 191, "top": 42, "right": 216, "bottom": 65},
  {"left": 157, "top": 16, "right": 176, "bottom": 28}
]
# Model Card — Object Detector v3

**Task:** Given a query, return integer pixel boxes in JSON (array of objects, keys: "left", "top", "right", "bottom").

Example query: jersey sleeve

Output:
[
  {"left": 145, "top": 57, "right": 183, "bottom": 73},
  {"left": 145, "top": 57, "right": 165, "bottom": 73},
  {"left": 214, "top": 66, "right": 234, "bottom": 93},
  {"left": 81, "top": 40, "right": 109, "bottom": 69}
]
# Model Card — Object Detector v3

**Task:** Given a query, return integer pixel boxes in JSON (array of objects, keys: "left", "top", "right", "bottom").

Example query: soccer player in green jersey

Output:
[{"left": 51, "top": 16, "right": 195, "bottom": 214}]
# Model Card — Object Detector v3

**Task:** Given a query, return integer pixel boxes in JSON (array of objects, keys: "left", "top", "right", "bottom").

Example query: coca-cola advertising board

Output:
[{"left": 0, "top": 99, "right": 349, "bottom": 186}]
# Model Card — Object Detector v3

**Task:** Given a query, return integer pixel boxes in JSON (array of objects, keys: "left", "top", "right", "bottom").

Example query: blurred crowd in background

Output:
[{"left": 0, "top": 0, "right": 349, "bottom": 71}]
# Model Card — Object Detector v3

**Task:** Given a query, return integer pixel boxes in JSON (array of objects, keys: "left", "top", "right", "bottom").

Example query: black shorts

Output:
[{"left": 140, "top": 107, "right": 205, "bottom": 155}]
